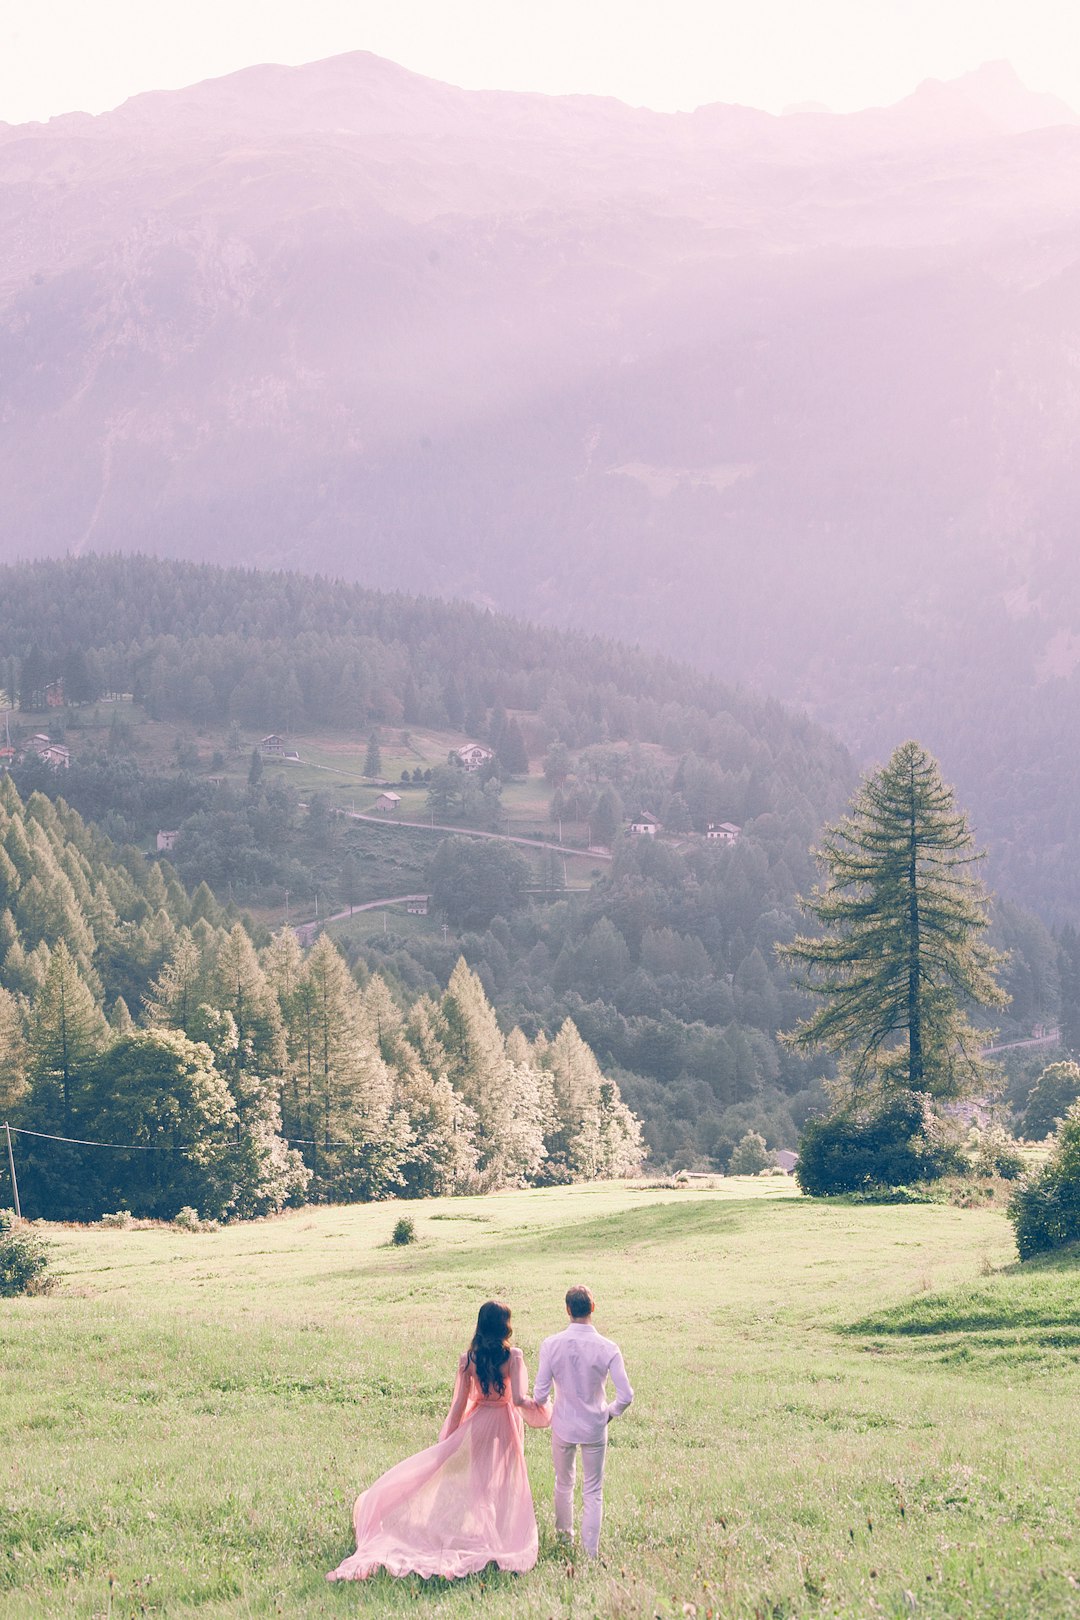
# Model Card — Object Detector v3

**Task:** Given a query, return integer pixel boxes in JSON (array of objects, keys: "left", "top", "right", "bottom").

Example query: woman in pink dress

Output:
[{"left": 327, "top": 1301, "right": 552, "bottom": 1582}]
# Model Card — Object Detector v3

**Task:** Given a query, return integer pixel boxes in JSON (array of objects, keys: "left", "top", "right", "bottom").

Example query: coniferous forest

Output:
[
  {"left": 0, "top": 555, "right": 1070, "bottom": 1199},
  {"left": 0, "top": 776, "right": 640, "bottom": 1221}
]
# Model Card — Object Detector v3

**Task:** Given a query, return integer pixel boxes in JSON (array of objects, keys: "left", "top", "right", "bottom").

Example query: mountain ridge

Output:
[{"left": 4, "top": 52, "right": 1080, "bottom": 915}]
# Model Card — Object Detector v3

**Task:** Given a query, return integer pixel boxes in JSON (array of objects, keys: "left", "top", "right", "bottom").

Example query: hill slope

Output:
[{"left": 4, "top": 60, "right": 1080, "bottom": 909}]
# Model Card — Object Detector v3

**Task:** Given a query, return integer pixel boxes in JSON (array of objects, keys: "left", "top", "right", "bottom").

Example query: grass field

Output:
[
  {"left": 4, "top": 1182, "right": 1079, "bottom": 1619},
  {"left": 16, "top": 700, "right": 674, "bottom": 851}
]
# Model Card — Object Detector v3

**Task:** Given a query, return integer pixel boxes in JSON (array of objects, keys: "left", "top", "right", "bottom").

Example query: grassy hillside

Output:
[{"left": 3, "top": 1185, "right": 1078, "bottom": 1618}]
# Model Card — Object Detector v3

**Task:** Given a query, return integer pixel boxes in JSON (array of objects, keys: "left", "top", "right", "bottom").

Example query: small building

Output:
[
  {"left": 156, "top": 830, "right": 180, "bottom": 852},
  {"left": 774, "top": 1150, "right": 799, "bottom": 1175},
  {"left": 37, "top": 743, "right": 70, "bottom": 769},
  {"left": 375, "top": 791, "right": 402, "bottom": 812},
  {"left": 406, "top": 898, "right": 429, "bottom": 915},
  {"left": 707, "top": 821, "right": 742, "bottom": 844},
  {"left": 454, "top": 742, "right": 495, "bottom": 772},
  {"left": 628, "top": 812, "right": 660, "bottom": 837},
  {"left": 260, "top": 734, "right": 287, "bottom": 757},
  {"left": 45, "top": 680, "right": 65, "bottom": 708}
]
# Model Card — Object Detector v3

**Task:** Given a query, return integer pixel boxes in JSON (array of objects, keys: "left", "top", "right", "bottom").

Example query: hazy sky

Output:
[{"left": 3, "top": 0, "right": 1079, "bottom": 126}]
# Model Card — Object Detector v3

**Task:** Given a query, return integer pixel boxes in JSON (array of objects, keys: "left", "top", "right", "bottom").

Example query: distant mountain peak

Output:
[{"left": 899, "top": 58, "right": 1078, "bottom": 135}]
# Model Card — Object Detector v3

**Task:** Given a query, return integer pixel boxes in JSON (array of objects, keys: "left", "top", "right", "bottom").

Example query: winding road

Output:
[{"left": 331, "top": 805, "right": 612, "bottom": 861}]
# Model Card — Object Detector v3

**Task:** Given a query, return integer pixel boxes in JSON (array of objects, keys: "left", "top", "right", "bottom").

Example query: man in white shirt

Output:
[{"left": 532, "top": 1284, "right": 634, "bottom": 1559}]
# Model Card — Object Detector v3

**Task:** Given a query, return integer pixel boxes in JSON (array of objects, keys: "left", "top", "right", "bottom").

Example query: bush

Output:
[
  {"left": 173, "top": 1206, "right": 219, "bottom": 1233},
  {"left": 1008, "top": 1102, "right": 1080, "bottom": 1259},
  {"left": 974, "top": 1125, "right": 1025, "bottom": 1181},
  {"left": 0, "top": 1210, "right": 53, "bottom": 1297},
  {"left": 796, "top": 1091, "right": 962, "bottom": 1197},
  {"left": 392, "top": 1215, "right": 417, "bottom": 1246},
  {"left": 100, "top": 1210, "right": 133, "bottom": 1229},
  {"left": 1023, "top": 1061, "right": 1080, "bottom": 1141},
  {"left": 728, "top": 1130, "right": 770, "bottom": 1176}
]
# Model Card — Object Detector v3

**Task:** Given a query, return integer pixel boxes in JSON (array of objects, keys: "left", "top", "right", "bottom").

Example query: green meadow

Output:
[{"left": 3, "top": 1180, "right": 1079, "bottom": 1619}]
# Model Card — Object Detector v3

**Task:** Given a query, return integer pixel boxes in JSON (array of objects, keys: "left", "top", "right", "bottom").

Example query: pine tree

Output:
[
  {"left": 497, "top": 718, "right": 529, "bottom": 776},
  {"left": 109, "top": 996, "right": 135, "bottom": 1036},
  {"left": 442, "top": 958, "right": 545, "bottom": 1186},
  {"left": 0, "top": 985, "right": 29, "bottom": 1115},
  {"left": 287, "top": 936, "right": 406, "bottom": 1200},
  {"left": 778, "top": 741, "right": 1007, "bottom": 1098},
  {"left": 537, "top": 1019, "right": 641, "bottom": 1180},
  {"left": 26, "top": 940, "right": 109, "bottom": 1127},
  {"left": 364, "top": 730, "right": 382, "bottom": 778},
  {"left": 144, "top": 931, "right": 210, "bottom": 1035},
  {"left": 209, "top": 924, "right": 286, "bottom": 1096}
]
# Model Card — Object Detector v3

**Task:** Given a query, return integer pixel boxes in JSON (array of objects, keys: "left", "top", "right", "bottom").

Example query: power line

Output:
[{"left": 7, "top": 1124, "right": 372, "bottom": 1152}]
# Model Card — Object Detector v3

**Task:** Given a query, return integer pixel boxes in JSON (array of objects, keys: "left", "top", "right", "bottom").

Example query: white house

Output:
[
  {"left": 707, "top": 821, "right": 742, "bottom": 844},
  {"left": 406, "top": 898, "right": 429, "bottom": 915},
  {"left": 260, "top": 734, "right": 287, "bottom": 756},
  {"left": 375, "top": 790, "right": 402, "bottom": 812},
  {"left": 628, "top": 812, "right": 660, "bottom": 837},
  {"left": 156, "top": 830, "right": 180, "bottom": 852},
  {"left": 33, "top": 742, "right": 70, "bottom": 769},
  {"left": 454, "top": 742, "right": 494, "bottom": 772}
]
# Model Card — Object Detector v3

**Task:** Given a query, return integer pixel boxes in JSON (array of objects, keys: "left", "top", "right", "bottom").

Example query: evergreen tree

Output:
[
  {"left": 209, "top": 924, "right": 286, "bottom": 1097},
  {"left": 247, "top": 747, "right": 264, "bottom": 787},
  {"left": 497, "top": 718, "right": 529, "bottom": 775},
  {"left": 109, "top": 996, "right": 135, "bottom": 1036},
  {"left": 144, "top": 931, "right": 211, "bottom": 1035},
  {"left": 537, "top": 1019, "right": 641, "bottom": 1180},
  {"left": 590, "top": 786, "right": 623, "bottom": 848},
  {"left": 26, "top": 940, "right": 108, "bottom": 1127},
  {"left": 286, "top": 936, "right": 406, "bottom": 1200},
  {"left": 364, "top": 730, "right": 382, "bottom": 778},
  {"left": 0, "top": 986, "right": 29, "bottom": 1115},
  {"left": 442, "top": 958, "right": 545, "bottom": 1186},
  {"left": 778, "top": 741, "right": 1007, "bottom": 1098}
]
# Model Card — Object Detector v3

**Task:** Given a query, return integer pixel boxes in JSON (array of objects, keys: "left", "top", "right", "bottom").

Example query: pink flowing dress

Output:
[{"left": 327, "top": 1345, "right": 552, "bottom": 1582}]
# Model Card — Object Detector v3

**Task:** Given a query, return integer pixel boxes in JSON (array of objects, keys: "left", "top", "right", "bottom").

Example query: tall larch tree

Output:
[
  {"left": 289, "top": 936, "right": 407, "bottom": 1201},
  {"left": 27, "top": 940, "right": 109, "bottom": 1128},
  {"left": 442, "top": 958, "right": 545, "bottom": 1186},
  {"left": 778, "top": 741, "right": 1007, "bottom": 1098}
]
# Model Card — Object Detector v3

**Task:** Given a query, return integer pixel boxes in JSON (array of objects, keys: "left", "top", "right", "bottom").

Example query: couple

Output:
[{"left": 327, "top": 1285, "right": 634, "bottom": 1582}]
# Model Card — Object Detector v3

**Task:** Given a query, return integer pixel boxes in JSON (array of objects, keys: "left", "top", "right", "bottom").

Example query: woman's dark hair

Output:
[{"left": 469, "top": 1300, "right": 512, "bottom": 1395}]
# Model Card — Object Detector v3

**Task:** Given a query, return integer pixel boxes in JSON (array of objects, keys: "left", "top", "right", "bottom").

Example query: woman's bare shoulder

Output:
[
  {"left": 458, "top": 1351, "right": 471, "bottom": 1372},
  {"left": 509, "top": 1345, "right": 524, "bottom": 1359}
]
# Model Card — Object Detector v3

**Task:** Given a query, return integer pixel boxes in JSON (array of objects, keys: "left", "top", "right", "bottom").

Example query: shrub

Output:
[
  {"left": 1023, "top": 1061, "right": 1080, "bottom": 1141},
  {"left": 796, "top": 1091, "right": 962, "bottom": 1197},
  {"left": 728, "top": 1130, "right": 770, "bottom": 1176},
  {"left": 100, "top": 1210, "right": 133, "bottom": 1229},
  {"left": 173, "top": 1206, "right": 219, "bottom": 1233},
  {"left": 974, "top": 1125, "right": 1025, "bottom": 1181},
  {"left": 392, "top": 1215, "right": 417, "bottom": 1246},
  {"left": 0, "top": 1210, "right": 53, "bottom": 1297},
  {"left": 1008, "top": 1102, "right": 1080, "bottom": 1259}
]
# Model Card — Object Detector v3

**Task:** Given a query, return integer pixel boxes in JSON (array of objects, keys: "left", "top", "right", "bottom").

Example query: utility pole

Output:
[{"left": 4, "top": 1123, "right": 21, "bottom": 1222}]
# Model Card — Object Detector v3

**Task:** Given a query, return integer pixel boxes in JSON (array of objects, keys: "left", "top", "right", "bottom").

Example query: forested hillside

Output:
[
  {"left": 0, "top": 777, "right": 641, "bottom": 1221},
  {"left": 5, "top": 57, "right": 1080, "bottom": 915},
  {"left": 0, "top": 556, "right": 1070, "bottom": 1171}
]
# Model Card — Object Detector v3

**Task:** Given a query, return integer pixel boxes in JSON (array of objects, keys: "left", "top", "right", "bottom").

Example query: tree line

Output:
[{"left": 0, "top": 779, "right": 640, "bottom": 1221}]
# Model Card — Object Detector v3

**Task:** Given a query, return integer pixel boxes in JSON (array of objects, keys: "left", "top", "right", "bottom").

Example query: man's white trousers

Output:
[{"left": 551, "top": 1434, "right": 607, "bottom": 1557}]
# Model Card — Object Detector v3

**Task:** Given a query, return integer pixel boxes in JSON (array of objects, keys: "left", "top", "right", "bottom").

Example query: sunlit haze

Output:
[{"left": 3, "top": 0, "right": 1080, "bottom": 124}]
